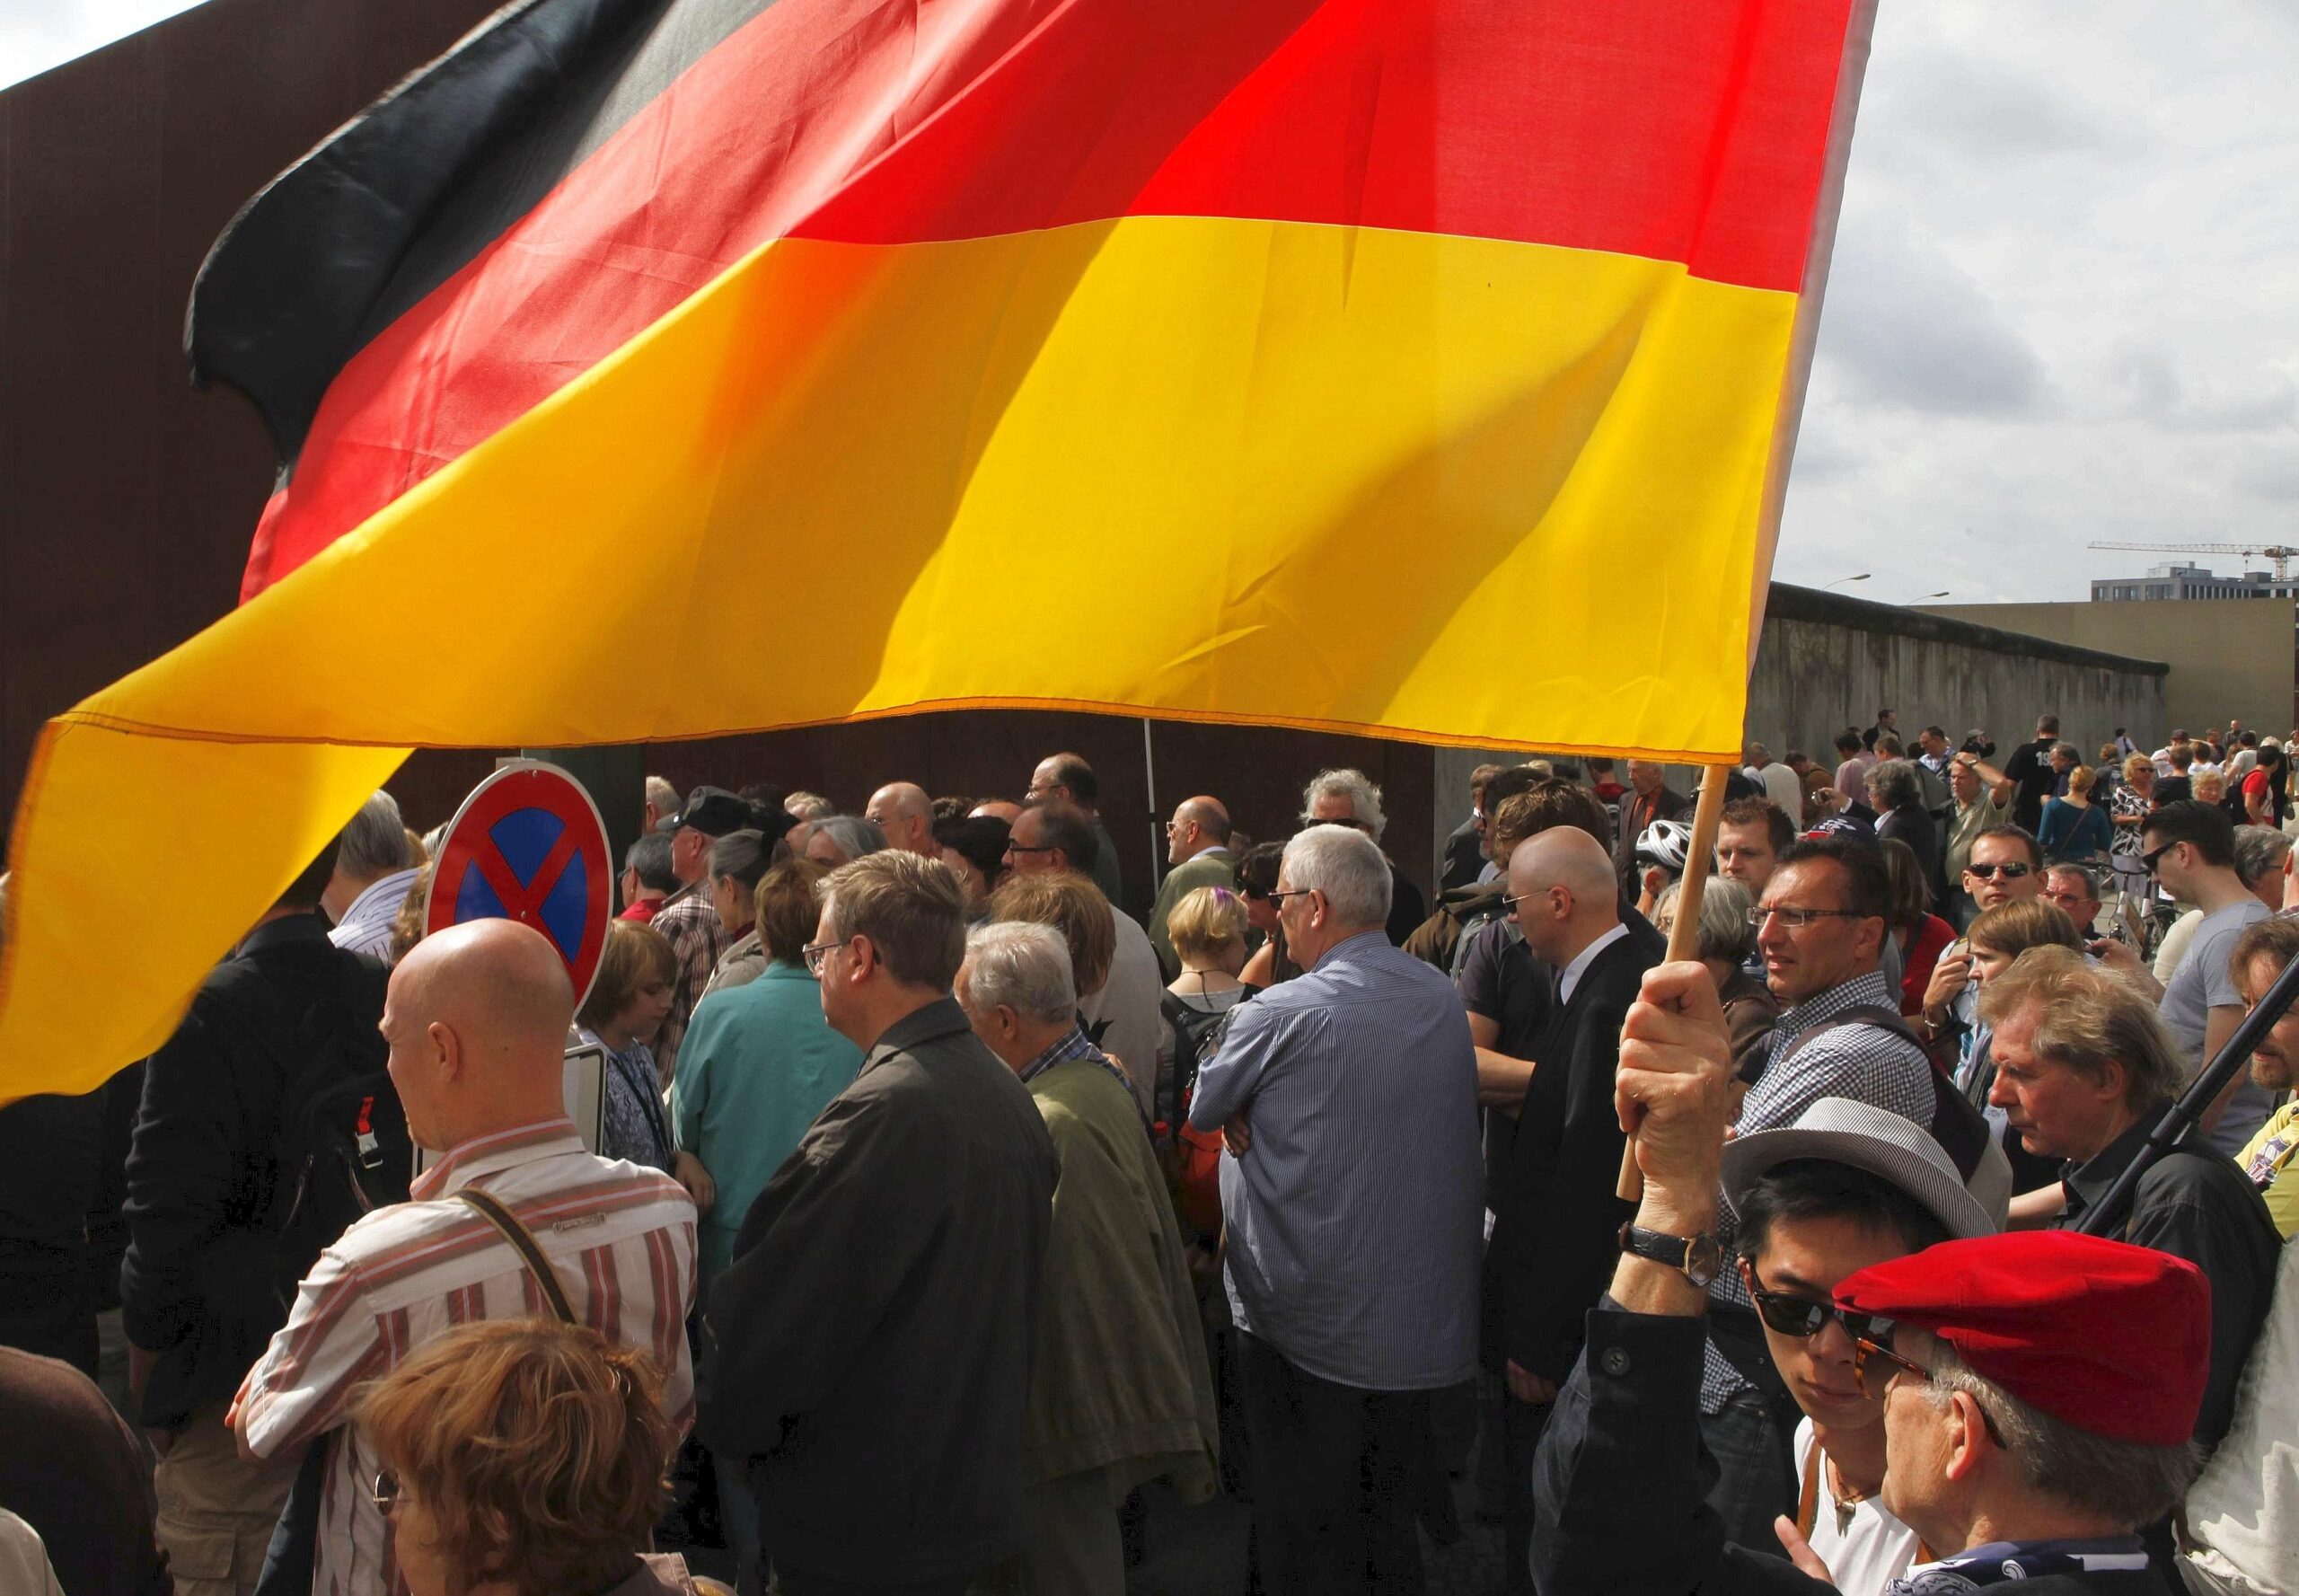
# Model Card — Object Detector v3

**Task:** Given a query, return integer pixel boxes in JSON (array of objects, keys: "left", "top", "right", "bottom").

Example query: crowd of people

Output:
[{"left": 0, "top": 717, "right": 2295, "bottom": 1596}]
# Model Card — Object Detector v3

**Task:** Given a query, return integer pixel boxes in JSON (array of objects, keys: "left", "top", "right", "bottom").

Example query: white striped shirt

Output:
[
  {"left": 234, "top": 1119, "right": 697, "bottom": 1596},
  {"left": 325, "top": 868, "right": 422, "bottom": 964}
]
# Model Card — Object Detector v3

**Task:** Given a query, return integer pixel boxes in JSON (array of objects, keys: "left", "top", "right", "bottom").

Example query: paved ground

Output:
[{"left": 1127, "top": 1473, "right": 1511, "bottom": 1596}]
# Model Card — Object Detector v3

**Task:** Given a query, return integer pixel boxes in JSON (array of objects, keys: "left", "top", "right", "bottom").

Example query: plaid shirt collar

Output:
[{"left": 1019, "top": 1023, "right": 1101, "bottom": 1087}]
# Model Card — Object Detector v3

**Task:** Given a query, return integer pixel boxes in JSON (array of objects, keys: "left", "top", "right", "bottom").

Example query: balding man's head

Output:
[
  {"left": 1166, "top": 794, "right": 1232, "bottom": 865},
  {"left": 865, "top": 782, "right": 937, "bottom": 856},
  {"left": 1506, "top": 826, "right": 1620, "bottom": 967},
  {"left": 383, "top": 919, "right": 574, "bottom": 1152}
]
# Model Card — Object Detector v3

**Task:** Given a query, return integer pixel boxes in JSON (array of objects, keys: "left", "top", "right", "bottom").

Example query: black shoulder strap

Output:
[
  {"left": 455, "top": 1189, "right": 577, "bottom": 1324},
  {"left": 1780, "top": 1003, "right": 1925, "bottom": 1059},
  {"left": 1780, "top": 1005, "right": 1991, "bottom": 1183}
]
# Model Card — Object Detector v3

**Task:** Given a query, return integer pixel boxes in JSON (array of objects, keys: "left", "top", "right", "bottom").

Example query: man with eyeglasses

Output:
[
  {"left": 1004, "top": 800, "right": 1163, "bottom": 1115},
  {"left": 1697, "top": 838, "right": 2000, "bottom": 1554},
  {"left": 709, "top": 852, "right": 1060, "bottom": 1596},
  {"left": 1921, "top": 827, "right": 2048, "bottom": 1071},
  {"left": 1532, "top": 963, "right": 2214, "bottom": 1595},
  {"left": 862, "top": 780, "right": 938, "bottom": 859},
  {"left": 2040, "top": 862, "right": 2103, "bottom": 937},
  {"left": 1147, "top": 795, "right": 1236, "bottom": 980},
  {"left": 1187, "top": 824, "right": 1481, "bottom": 1593},
  {"left": 1025, "top": 752, "right": 1125, "bottom": 907}
]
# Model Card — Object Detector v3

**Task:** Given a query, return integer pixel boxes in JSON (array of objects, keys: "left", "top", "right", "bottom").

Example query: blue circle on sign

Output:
[{"left": 454, "top": 807, "right": 595, "bottom": 960}]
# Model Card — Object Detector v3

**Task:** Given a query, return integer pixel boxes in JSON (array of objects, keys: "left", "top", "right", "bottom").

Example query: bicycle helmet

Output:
[{"left": 1635, "top": 817, "right": 1694, "bottom": 873}]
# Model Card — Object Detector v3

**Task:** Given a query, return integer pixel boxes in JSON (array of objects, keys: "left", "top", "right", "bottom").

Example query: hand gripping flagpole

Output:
[
  {"left": 2071, "top": 947, "right": 2299, "bottom": 1236},
  {"left": 1617, "top": 762, "right": 1734, "bottom": 1204}
]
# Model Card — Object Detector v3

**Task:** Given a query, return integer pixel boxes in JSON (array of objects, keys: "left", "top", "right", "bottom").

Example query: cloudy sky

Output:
[
  {"left": 6, "top": 2, "right": 2296, "bottom": 607},
  {"left": 1784, "top": 3, "right": 2299, "bottom": 604}
]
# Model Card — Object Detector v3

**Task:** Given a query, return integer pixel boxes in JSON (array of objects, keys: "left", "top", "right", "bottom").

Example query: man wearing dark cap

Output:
[
  {"left": 654, "top": 785, "right": 789, "bottom": 1073},
  {"left": 1534, "top": 963, "right": 2210, "bottom": 1595}
]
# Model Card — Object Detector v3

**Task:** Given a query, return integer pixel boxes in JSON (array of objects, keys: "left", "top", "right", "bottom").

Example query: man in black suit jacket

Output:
[{"left": 1481, "top": 825, "right": 1661, "bottom": 1593}]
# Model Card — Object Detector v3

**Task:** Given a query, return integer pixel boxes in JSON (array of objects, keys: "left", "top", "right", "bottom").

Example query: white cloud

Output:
[
  {"left": 0, "top": 1, "right": 207, "bottom": 92},
  {"left": 1777, "top": 0, "right": 2299, "bottom": 604},
  {"left": 1817, "top": 216, "right": 2051, "bottom": 418}
]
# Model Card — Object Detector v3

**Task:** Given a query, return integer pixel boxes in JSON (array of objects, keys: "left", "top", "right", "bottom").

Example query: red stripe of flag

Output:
[{"left": 246, "top": 0, "right": 1848, "bottom": 595}]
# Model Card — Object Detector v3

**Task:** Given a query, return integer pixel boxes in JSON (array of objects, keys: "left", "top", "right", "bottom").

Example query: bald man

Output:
[
  {"left": 230, "top": 921, "right": 698, "bottom": 1596},
  {"left": 866, "top": 781, "right": 938, "bottom": 858},
  {"left": 1480, "top": 826, "right": 1660, "bottom": 1586},
  {"left": 1148, "top": 794, "right": 1236, "bottom": 980}
]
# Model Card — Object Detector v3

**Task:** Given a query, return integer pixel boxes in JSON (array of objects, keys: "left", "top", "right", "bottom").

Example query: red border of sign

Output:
[{"left": 423, "top": 762, "right": 613, "bottom": 1013}]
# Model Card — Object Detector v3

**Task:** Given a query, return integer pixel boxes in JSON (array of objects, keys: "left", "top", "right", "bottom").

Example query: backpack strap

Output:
[
  {"left": 1780, "top": 1003, "right": 1926, "bottom": 1057},
  {"left": 1778, "top": 1004, "right": 1992, "bottom": 1186},
  {"left": 455, "top": 1189, "right": 577, "bottom": 1324}
]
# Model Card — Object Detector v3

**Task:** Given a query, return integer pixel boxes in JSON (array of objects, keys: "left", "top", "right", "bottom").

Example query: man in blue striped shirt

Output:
[
  {"left": 322, "top": 790, "right": 420, "bottom": 965},
  {"left": 1190, "top": 824, "right": 1483, "bottom": 1595}
]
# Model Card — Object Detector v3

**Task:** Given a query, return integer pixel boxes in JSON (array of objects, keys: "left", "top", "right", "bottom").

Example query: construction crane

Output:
[{"left": 2090, "top": 541, "right": 2299, "bottom": 581}]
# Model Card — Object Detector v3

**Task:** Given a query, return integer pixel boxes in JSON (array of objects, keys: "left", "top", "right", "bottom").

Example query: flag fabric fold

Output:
[{"left": 4, "top": 0, "right": 1870, "bottom": 1095}]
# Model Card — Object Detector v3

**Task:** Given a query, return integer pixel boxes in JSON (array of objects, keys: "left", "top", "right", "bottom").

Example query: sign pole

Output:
[
  {"left": 1143, "top": 717, "right": 1162, "bottom": 894},
  {"left": 1618, "top": 762, "right": 1734, "bottom": 1203}
]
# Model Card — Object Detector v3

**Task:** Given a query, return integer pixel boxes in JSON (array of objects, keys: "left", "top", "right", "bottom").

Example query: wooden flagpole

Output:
[{"left": 1617, "top": 761, "right": 1735, "bottom": 1203}]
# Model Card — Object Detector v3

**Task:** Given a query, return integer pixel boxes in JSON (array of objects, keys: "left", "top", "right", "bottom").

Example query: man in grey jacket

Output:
[{"left": 703, "top": 852, "right": 1059, "bottom": 1596}]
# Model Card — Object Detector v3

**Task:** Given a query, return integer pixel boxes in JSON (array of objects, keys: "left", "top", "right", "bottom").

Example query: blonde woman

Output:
[{"left": 1160, "top": 886, "right": 1254, "bottom": 1113}]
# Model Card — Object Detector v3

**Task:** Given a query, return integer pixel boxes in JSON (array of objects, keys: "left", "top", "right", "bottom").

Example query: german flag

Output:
[{"left": 3, "top": 0, "right": 1871, "bottom": 1092}]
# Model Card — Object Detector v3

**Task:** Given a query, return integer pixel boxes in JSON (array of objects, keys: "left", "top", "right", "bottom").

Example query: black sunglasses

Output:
[
  {"left": 1964, "top": 861, "right": 2031, "bottom": 880},
  {"left": 1742, "top": 1265, "right": 1893, "bottom": 1345},
  {"left": 1852, "top": 1336, "right": 1928, "bottom": 1398},
  {"left": 2140, "top": 840, "right": 2182, "bottom": 872}
]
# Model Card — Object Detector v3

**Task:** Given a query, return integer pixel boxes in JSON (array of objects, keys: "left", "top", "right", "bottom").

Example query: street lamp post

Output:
[{"left": 1822, "top": 573, "right": 1872, "bottom": 592}]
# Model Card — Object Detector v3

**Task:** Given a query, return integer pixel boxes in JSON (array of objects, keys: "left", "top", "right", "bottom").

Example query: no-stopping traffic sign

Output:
[{"left": 424, "top": 762, "right": 613, "bottom": 1010}]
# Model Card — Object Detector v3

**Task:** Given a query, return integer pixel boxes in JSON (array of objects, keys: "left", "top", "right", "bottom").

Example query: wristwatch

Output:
[{"left": 1617, "top": 1222, "right": 1724, "bottom": 1289}]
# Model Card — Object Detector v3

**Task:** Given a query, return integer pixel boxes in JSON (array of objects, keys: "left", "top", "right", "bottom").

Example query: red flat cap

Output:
[{"left": 1835, "top": 1230, "right": 2210, "bottom": 1448}]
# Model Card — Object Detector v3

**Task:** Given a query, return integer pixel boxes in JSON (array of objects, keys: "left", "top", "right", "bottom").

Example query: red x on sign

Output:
[{"left": 424, "top": 763, "right": 612, "bottom": 1010}]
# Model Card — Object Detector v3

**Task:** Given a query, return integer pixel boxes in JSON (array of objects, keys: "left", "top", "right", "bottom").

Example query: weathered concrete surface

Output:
[
  {"left": 1750, "top": 584, "right": 2166, "bottom": 766},
  {"left": 1918, "top": 595, "right": 2293, "bottom": 739},
  {"left": 1428, "top": 583, "right": 2169, "bottom": 876}
]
